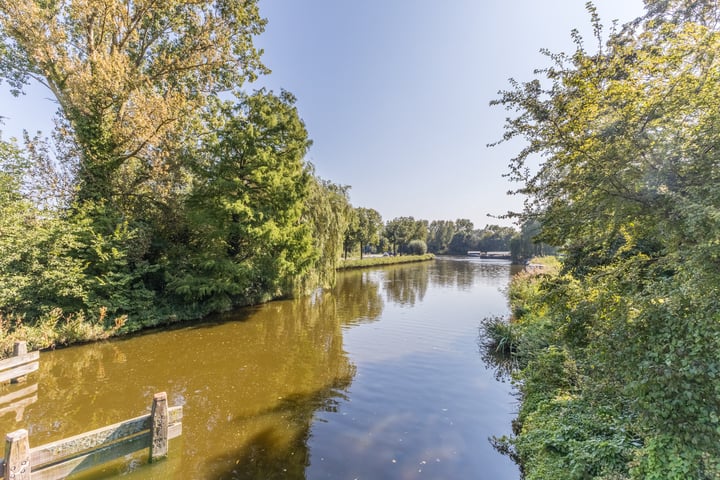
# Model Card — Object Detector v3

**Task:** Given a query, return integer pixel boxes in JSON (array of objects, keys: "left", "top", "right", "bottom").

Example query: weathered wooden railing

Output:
[
  {"left": 0, "top": 392, "right": 183, "bottom": 480},
  {"left": 0, "top": 384, "right": 37, "bottom": 423},
  {"left": 0, "top": 342, "right": 39, "bottom": 385}
]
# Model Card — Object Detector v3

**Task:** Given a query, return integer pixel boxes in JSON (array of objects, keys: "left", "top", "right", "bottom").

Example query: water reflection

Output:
[
  {"left": 333, "top": 269, "right": 384, "bottom": 326},
  {"left": 431, "top": 257, "right": 520, "bottom": 291},
  {"left": 381, "top": 263, "right": 429, "bottom": 307},
  {"left": 0, "top": 258, "right": 519, "bottom": 479},
  {"left": 1, "top": 291, "right": 356, "bottom": 480}
]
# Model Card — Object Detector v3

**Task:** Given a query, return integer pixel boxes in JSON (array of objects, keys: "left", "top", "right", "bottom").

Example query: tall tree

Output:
[
  {"left": 0, "top": 0, "right": 267, "bottom": 211},
  {"left": 354, "top": 207, "right": 383, "bottom": 259},
  {"left": 384, "top": 216, "right": 424, "bottom": 255},
  {"left": 342, "top": 208, "right": 359, "bottom": 260},
  {"left": 493, "top": 1, "right": 720, "bottom": 476},
  {"left": 167, "top": 90, "right": 313, "bottom": 313},
  {"left": 299, "top": 175, "right": 353, "bottom": 290},
  {"left": 427, "top": 220, "right": 455, "bottom": 253}
]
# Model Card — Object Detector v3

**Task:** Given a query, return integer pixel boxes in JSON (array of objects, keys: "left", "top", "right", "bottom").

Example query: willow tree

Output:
[
  {"left": 493, "top": 1, "right": 720, "bottom": 477},
  {"left": 0, "top": 0, "right": 267, "bottom": 210},
  {"left": 299, "top": 176, "right": 353, "bottom": 291}
]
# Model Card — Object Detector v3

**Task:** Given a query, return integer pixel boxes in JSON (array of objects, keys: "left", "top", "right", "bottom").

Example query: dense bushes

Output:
[{"left": 487, "top": 2, "right": 720, "bottom": 477}]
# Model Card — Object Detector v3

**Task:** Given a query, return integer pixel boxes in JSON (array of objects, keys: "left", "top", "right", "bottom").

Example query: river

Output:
[{"left": 0, "top": 257, "right": 519, "bottom": 479}]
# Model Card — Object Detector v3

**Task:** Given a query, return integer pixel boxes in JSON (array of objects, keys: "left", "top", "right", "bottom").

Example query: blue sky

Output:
[{"left": 0, "top": 1, "right": 645, "bottom": 228}]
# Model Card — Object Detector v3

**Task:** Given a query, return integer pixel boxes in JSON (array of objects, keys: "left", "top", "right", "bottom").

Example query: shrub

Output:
[{"left": 406, "top": 239, "right": 427, "bottom": 255}]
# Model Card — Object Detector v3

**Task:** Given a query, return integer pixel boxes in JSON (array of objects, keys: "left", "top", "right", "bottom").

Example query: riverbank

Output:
[
  {"left": 337, "top": 254, "right": 434, "bottom": 270},
  {"left": 482, "top": 255, "right": 704, "bottom": 479},
  {"left": 0, "top": 255, "right": 436, "bottom": 358}
]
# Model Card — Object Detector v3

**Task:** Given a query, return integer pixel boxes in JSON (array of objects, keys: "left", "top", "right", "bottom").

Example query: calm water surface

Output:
[{"left": 0, "top": 257, "right": 519, "bottom": 479}]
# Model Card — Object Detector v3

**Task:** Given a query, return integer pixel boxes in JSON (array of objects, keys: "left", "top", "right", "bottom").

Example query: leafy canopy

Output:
[{"left": 492, "top": 0, "right": 720, "bottom": 477}]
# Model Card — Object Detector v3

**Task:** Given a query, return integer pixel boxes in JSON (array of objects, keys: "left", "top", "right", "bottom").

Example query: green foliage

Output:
[
  {"left": 427, "top": 220, "right": 455, "bottom": 253},
  {"left": 0, "top": 0, "right": 267, "bottom": 210},
  {"left": 168, "top": 90, "right": 314, "bottom": 313},
  {"left": 342, "top": 207, "right": 383, "bottom": 259},
  {"left": 297, "top": 175, "right": 353, "bottom": 290},
  {"left": 513, "top": 397, "right": 636, "bottom": 480},
  {"left": 510, "top": 220, "right": 556, "bottom": 263},
  {"left": 406, "top": 239, "right": 427, "bottom": 255},
  {"left": 0, "top": 1, "right": 352, "bottom": 343},
  {"left": 384, "top": 216, "right": 429, "bottom": 255},
  {"left": 489, "top": 2, "right": 720, "bottom": 477},
  {"left": 426, "top": 219, "right": 516, "bottom": 255}
]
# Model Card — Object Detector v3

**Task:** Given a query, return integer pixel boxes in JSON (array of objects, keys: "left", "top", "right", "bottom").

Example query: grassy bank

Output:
[
  {"left": 0, "top": 308, "right": 125, "bottom": 358},
  {"left": 337, "top": 254, "right": 435, "bottom": 270}
]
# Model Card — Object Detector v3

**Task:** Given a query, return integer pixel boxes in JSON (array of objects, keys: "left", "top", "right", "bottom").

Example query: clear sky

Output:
[{"left": 0, "top": 1, "right": 645, "bottom": 228}]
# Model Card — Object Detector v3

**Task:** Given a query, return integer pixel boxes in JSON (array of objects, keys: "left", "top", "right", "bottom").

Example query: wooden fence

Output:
[
  {"left": 0, "top": 342, "right": 39, "bottom": 385},
  {"left": 0, "top": 392, "right": 183, "bottom": 480},
  {"left": 0, "top": 342, "right": 39, "bottom": 424}
]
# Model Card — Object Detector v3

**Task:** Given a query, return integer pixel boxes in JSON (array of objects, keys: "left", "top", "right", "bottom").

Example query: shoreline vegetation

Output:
[
  {"left": 483, "top": 253, "right": 720, "bottom": 478},
  {"left": 337, "top": 254, "right": 435, "bottom": 270},
  {"left": 485, "top": 3, "right": 720, "bottom": 477},
  {"left": 0, "top": 255, "right": 436, "bottom": 358}
]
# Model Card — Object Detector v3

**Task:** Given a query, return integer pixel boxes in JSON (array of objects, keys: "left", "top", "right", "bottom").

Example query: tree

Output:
[
  {"left": 0, "top": 0, "right": 267, "bottom": 211},
  {"left": 406, "top": 239, "right": 427, "bottom": 255},
  {"left": 509, "top": 220, "right": 555, "bottom": 263},
  {"left": 492, "top": 1, "right": 720, "bottom": 476},
  {"left": 455, "top": 218, "right": 474, "bottom": 234},
  {"left": 343, "top": 208, "right": 359, "bottom": 260},
  {"left": 427, "top": 220, "right": 455, "bottom": 253},
  {"left": 298, "top": 175, "right": 353, "bottom": 291},
  {"left": 475, "top": 224, "right": 516, "bottom": 252},
  {"left": 167, "top": 90, "right": 314, "bottom": 312},
  {"left": 354, "top": 207, "right": 383, "bottom": 259},
  {"left": 384, "top": 216, "right": 426, "bottom": 255},
  {"left": 345, "top": 207, "right": 383, "bottom": 258}
]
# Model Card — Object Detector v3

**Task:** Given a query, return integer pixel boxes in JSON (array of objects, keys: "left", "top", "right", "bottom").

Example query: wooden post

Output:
[
  {"left": 149, "top": 392, "right": 168, "bottom": 461},
  {"left": 4, "top": 429, "right": 30, "bottom": 480},
  {"left": 10, "top": 343, "right": 27, "bottom": 385}
]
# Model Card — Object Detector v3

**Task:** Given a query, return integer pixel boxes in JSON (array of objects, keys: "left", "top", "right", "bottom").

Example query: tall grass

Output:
[{"left": 0, "top": 308, "right": 125, "bottom": 358}]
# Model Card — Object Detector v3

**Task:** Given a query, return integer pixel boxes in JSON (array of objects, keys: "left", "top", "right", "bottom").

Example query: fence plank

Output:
[
  {"left": 4, "top": 429, "right": 30, "bottom": 480},
  {"left": 149, "top": 393, "right": 168, "bottom": 461},
  {"left": 32, "top": 422, "right": 182, "bottom": 480},
  {"left": 0, "top": 384, "right": 38, "bottom": 406},
  {"left": 12, "top": 343, "right": 27, "bottom": 358},
  {"left": 30, "top": 406, "right": 182, "bottom": 469},
  {"left": 31, "top": 432, "right": 150, "bottom": 480},
  {"left": 0, "top": 352, "right": 39, "bottom": 375}
]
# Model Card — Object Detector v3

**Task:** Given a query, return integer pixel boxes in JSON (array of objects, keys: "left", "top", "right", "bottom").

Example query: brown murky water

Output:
[{"left": 0, "top": 257, "right": 519, "bottom": 479}]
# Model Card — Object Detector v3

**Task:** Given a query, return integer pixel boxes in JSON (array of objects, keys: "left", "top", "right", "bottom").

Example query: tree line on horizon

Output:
[{"left": 341, "top": 212, "right": 553, "bottom": 261}]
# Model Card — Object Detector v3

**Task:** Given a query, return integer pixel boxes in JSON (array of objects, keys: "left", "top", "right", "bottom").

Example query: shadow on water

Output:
[{"left": 202, "top": 375, "right": 354, "bottom": 480}]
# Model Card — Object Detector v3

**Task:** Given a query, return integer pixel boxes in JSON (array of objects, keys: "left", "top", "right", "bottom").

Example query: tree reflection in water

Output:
[
  {"left": 381, "top": 263, "right": 429, "bottom": 307},
  {"left": 1, "top": 292, "right": 357, "bottom": 480},
  {"left": 0, "top": 258, "right": 518, "bottom": 479},
  {"left": 333, "top": 269, "right": 384, "bottom": 326}
]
